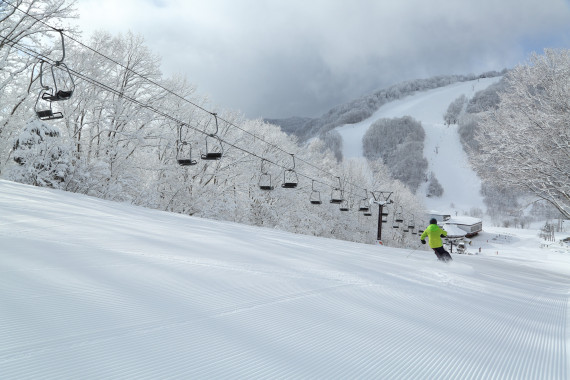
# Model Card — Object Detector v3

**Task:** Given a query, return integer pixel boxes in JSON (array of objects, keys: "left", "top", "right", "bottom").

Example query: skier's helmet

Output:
[{"left": 429, "top": 218, "right": 438, "bottom": 225}]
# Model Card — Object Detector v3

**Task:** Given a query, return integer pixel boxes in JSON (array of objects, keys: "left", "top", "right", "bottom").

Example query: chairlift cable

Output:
[
  {"left": 2, "top": 25, "right": 373, "bottom": 201},
  {"left": 8, "top": 31, "right": 399, "bottom": 204},
  {"left": 4, "top": 36, "right": 341, "bottom": 191}
]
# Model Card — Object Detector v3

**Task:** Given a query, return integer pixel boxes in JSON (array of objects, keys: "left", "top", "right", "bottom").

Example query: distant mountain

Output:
[
  {"left": 267, "top": 71, "right": 505, "bottom": 141},
  {"left": 263, "top": 116, "right": 313, "bottom": 136},
  {"left": 330, "top": 75, "right": 504, "bottom": 215}
]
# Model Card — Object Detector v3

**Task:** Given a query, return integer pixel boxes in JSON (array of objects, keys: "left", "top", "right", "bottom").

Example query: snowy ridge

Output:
[
  {"left": 336, "top": 77, "right": 502, "bottom": 214},
  {"left": 1, "top": 179, "right": 569, "bottom": 378}
]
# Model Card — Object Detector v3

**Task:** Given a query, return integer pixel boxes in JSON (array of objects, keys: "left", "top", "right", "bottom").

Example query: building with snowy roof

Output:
[{"left": 443, "top": 216, "right": 482, "bottom": 238}]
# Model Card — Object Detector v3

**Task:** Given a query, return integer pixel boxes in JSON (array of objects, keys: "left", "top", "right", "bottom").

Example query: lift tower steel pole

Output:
[{"left": 370, "top": 191, "right": 393, "bottom": 244}]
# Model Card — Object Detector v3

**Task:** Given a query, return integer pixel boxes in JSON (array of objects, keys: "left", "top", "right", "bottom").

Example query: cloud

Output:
[{"left": 76, "top": 0, "right": 570, "bottom": 119}]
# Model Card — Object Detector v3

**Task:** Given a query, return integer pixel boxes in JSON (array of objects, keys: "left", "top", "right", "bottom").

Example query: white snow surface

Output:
[
  {"left": 336, "top": 77, "right": 502, "bottom": 214},
  {"left": 1, "top": 179, "right": 569, "bottom": 379}
]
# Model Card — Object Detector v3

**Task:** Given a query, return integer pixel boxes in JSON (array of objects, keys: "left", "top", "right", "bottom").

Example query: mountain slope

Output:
[
  {"left": 1, "top": 179, "right": 569, "bottom": 378},
  {"left": 336, "top": 77, "right": 502, "bottom": 214}
]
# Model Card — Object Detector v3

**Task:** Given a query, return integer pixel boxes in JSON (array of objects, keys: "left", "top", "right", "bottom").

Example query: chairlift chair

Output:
[
  {"left": 309, "top": 180, "right": 322, "bottom": 204},
  {"left": 281, "top": 154, "right": 298, "bottom": 188},
  {"left": 35, "top": 90, "right": 63, "bottom": 121},
  {"left": 310, "top": 191, "right": 322, "bottom": 204},
  {"left": 395, "top": 207, "right": 404, "bottom": 223},
  {"left": 37, "top": 30, "right": 75, "bottom": 102},
  {"left": 258, "top": 173, "right": 274, "bottom": 190},
  {"left": 330, "top": 177, "right": 344, "bottom": 203},
  {"left": 358, "top": 200, "right": 370, "bottom": 212},
  {"left": 339, "top": 199, "right": 349, "bottom": 212},
  {"left": 40, "top": 63, "right": 75, "bottom": 102},
  {"left": 201, "top": 134, "right": 223, "bottom": 160},
  {"left": 281, "top": 169, "right": 298, "bottom": 188},
  {"left": 418, "top": 220, "right": 425, "bottom": 234},
  {"left": 358, "top": 190, "right": 370, "bottom": 212},
  {"left": 407, "top": 212, "right": 415, "bottom": 230},
  {"left": 392, "top": 215, "right": 400, "bottom": 228},
  {"left": 330, "top": 188, "right": 344, "bottom": 204},
  {"left": 201, "top": 113, "right": 223, "bottom": 160},
  {"left": 258, "top": 160, "right": 274, "bottom": 190},
  {"left": 176, "top": 140, "right": 197, "bottom": 166}
]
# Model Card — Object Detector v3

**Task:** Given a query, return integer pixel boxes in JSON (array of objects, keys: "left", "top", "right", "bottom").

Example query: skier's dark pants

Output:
[{"left": 433, "top": 246, "right": 452, "bottom": 262}]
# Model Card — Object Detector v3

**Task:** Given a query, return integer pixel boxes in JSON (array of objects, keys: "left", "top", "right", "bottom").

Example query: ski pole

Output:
[{"left": 406, "top": 243, "right": 424, "bottom": 258}]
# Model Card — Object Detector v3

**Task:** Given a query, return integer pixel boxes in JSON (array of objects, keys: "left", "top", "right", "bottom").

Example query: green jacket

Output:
[{"left": 420, "top": 223, "right": 447, "bottom": 248}]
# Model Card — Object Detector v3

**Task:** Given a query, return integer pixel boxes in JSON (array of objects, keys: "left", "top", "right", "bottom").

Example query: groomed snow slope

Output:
[
  {"left": 336, "top": 77, "right": 502, "bottom": 213},
  {"left": 1, "top": 180, "right": 569, "bottom": 379}
]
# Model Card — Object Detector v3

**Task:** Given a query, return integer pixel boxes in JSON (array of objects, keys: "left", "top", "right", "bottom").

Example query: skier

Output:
[{"left": 420, "top": 218, "right": 452, "bottom": 262}]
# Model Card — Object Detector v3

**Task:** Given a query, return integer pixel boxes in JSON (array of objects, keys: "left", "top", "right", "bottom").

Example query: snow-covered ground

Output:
[
  {"left": 336, "top": 77, "right": 502, "bottom": 214},
  {"left": 1, "top": 179, "right": 569, "bottom": 379}
]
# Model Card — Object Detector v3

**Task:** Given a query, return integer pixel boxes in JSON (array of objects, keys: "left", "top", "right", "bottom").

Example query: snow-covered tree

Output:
[
  {"left": 362, "top": 116, "right": 427, "bottom": 192},
  {"left": 475, "top": 49, "right": 570, "bottom": 219},
  {"left": 319, "top": 129, "right": 343, "bottom": 162},
  {"left": 427, "top": 172, "right": 443, "bottom": 197},
  {"left": 8, "top": 119, "right": 72, "bottom": 187},
  {"left": 0, "top": 0, "right": 77, "bottom": 172},
  {"left": 443, "top": 94, "right": 466, "bottom": 125}
]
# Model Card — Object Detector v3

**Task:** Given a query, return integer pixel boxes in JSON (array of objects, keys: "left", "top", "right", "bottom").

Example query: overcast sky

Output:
[{"left": 75, "top": 0, "right": 570, "bottom": 119}]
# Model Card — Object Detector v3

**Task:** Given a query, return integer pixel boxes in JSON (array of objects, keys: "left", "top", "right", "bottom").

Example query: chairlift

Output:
[
  {"left": 395, "top": 206, "right": 404, "bottom": 223},
  {"left": 201, "top": 113, "right": 223, "bottom": 160},
  {"left": 282, "top": 169, "right": 298, "bottom": 188},
  {"left": 407, "top": 212, "right": 416, "bottom": 230},
  {"left": 339, "top": 199, "right": 349, "bottom": 212},
  {"left": 358, "top": 189, "right": 370, "bottom": 212},
  {"left": 330, "top": 177, "right": 344, "bottom": 204},
  {"left": 309, "top": 180, "right": 322, "bottom": 204},
  {"left": 176, "top": 141, "right": 197, "bottom": 166},
  {"left": 281, "top": 154, "right": 298, "bottom": 188},
  {"left": 40, "top": 62, "right": 75, "bottom": 102},
  {"left": 392, "top": 214, "right": 400, "bottom": 229},
  {"left": 418, "top": 220, "right": 425, "bottom": 234},
  {"left": 38, "top": 30, "right": 75, "bottom": 102},
  {"left": 35, "top": 90, "right": 63, "bottom": 121},
  {"left": 175, "top": 125, "right": 197, "bottom": 166},
  {"left": 258, "top": 159, "right": 274, "bottom": 190},
  {"left": 259, "top": 174, "right": 274, "bottom": 190}
]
